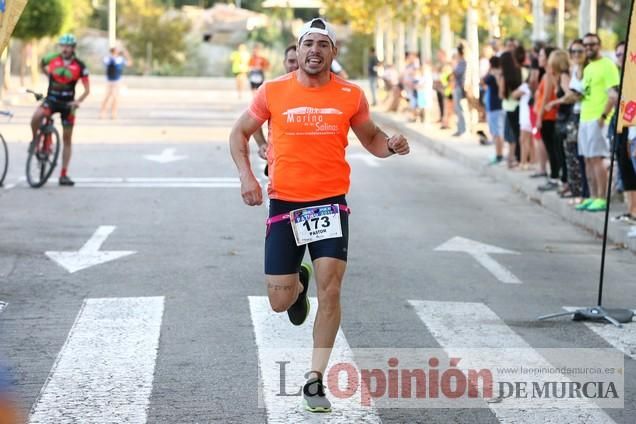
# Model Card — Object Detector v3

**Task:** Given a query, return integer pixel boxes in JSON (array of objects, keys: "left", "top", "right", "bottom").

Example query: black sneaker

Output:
[
  {"left": 303, "top": 377, "right": 332, "bottom": 413},
  {"left": 287, "top": 262, "right": 311, "bottom": 326},
  {"left": 59, "top": 175, "right": 75, "bottom": 186},
  {"left": 264, "top": 164, "right": 269, "bottom": 177}
]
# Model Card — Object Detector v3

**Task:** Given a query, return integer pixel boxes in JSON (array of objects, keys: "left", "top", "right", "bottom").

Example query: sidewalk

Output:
[{"left": 372, "top": 110, "right": 636, "bottom": 254}]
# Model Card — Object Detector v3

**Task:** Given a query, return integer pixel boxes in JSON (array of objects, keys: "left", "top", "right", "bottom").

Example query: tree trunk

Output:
[
  {"left": 375, "top": 13, "right": 385, "bottom": 63},
  {"left": 421, "top": 23, "right": 432, "bottom": 65},
  {"left": 532, "top": 0, "right": 546, "bottom": 42},
  {"left": 19, "top": 42, "right": 27, "bottom": 87},
  {"left": 407, "top": 16, "right": 418, "bottom": 54},
  {"left": 396, "top": 20, "right": 406, "bottom": 70},
  {"left": 385, "top": 18, "right": 394, "bottom": 66},
  {"left": 30, "top": 41, "right": 39, "bottom": 86},
  {"left": 579, "top": 0, "right": 597, "bottom": 36},
  {"left": 440, "top": 13, "right": 452, "bottom": 55}
]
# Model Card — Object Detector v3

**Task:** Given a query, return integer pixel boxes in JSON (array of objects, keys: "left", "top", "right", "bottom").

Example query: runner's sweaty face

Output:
[{"left": 298, "top": 33, "right": 336, "bottom": 76}]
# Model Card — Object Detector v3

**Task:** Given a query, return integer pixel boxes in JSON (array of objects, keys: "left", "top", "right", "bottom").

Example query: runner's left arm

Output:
[
  {"left": 351, "top": 90, "right": 409, "bottom": 157},
  {"left": 352, "top": 120, "right": 409, "bottom": 157}
]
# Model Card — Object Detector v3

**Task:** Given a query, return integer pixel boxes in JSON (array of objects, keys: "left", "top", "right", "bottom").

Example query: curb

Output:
[{"left": 373, "top": 111, "right": 636, "bottom": 254}]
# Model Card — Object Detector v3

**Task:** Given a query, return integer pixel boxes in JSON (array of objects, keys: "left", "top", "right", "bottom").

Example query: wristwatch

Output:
[{"left": 601, "top": 113, "right": 608, "bottom": 120}]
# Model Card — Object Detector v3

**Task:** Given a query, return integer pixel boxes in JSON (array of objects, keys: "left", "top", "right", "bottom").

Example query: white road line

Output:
[
  {"left": 28, "top": 297, "right": 164, "bottom": 424},
  {"left": 0, "top": 301, "right": 6, "bottom": 313},
  {"left": 564, "top": 307, "right": 636, "bottom": 360},
  {"left": 409, "top": 300, "right": 616, "bottom": 423},
  {"left": 434, "top": 237, "right": 521, "bottom": 284},
  {"left": 71, "top": 177, "right": 240, "bottom": 183},
  {"left": 249, "top": 296, "right": 382, "bottom": 423},
  {"left": 46, "top": 225, "right": 136, "bottom": 273}
]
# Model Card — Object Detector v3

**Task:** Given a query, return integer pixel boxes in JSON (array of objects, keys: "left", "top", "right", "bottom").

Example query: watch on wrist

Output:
[{"left": 601, "top": 113, "right": 607, "bottom": 120}]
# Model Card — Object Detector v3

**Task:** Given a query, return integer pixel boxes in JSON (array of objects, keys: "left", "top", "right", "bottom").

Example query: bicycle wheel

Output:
[
  {"left": 0, "top": 133, "right": 7, "bottom": 187},
  {"left": 26, "top": 127, "right": 60, "bottom": 188}
]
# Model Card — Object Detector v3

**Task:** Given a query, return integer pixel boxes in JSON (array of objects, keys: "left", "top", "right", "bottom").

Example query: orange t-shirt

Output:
[
  {"left": 248, "top": 71, "right": 370, "bottom": 201},
  {"left": 534, "top": 75, "right": 558, "bottom": 121}
]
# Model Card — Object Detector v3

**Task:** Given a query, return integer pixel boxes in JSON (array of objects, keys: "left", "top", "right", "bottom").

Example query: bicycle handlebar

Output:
[{"left": 26, "top": 89, "right": 44, "bottom": 101}]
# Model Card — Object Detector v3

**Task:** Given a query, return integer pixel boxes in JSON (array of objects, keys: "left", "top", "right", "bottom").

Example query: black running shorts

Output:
[{"left": 265, "top": 194, "right": 349, "bottom": 275}]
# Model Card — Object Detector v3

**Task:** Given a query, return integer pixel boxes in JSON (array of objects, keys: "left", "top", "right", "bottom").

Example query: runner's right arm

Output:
[{"left": 230, "top": 111, "right": 264, "bottom": 206}]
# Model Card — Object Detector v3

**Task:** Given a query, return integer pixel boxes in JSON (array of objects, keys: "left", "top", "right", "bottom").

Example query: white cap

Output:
[{"left": 297, "top": 18, "right": 336, "bottom": 46}]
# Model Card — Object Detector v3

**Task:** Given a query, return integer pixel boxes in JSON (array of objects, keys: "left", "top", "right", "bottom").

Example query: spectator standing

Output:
[
  {"left": 535, "top": 47, "right": 561, "bottom": 190},
  {"left": 498, "top": 51, "right": 521, "bottom": 167},
  {"left": 483, "top": 56, "right": 504, "bottom": 163},
  {"left": 576, "top": 33, "right": 620, "bottom": 212},
  {"left": 100, "top": 46, "right": 131, "bottom": 120},
  {"left": 546, "top": 39, "right": 589, "bottom": 201},
  {"left": 452, "top": 45, "right": 467, "bottom": 136}
]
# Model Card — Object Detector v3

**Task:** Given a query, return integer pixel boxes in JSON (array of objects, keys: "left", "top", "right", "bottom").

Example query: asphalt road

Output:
[{"left": 0, "top": 80, "right": 635, "bottom": 423}]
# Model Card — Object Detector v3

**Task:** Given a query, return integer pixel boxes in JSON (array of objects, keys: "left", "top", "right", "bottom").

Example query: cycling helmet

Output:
[{"left": 58, "top": 33, "right": 77, "bottom": 46}]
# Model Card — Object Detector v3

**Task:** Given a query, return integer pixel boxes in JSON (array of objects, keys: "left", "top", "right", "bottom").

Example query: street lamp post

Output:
[{"left": 108, "top": 0, "right": 116, "bottom": 48}]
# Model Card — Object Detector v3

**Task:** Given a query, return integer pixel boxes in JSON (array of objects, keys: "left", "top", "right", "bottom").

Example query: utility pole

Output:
[{"left": 108, "top": 0, "right": 116, "bottom": 48}]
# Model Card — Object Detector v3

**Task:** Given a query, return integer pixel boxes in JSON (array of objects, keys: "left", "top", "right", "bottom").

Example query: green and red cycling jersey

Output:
[{"left": 41, "top": 52, "right": 89, "bottom": 103}]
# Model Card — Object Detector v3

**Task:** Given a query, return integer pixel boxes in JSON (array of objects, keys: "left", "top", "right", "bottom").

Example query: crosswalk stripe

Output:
[
  {"left": 0, "top": 301, "right": 6, "bottom": 313},
  {"left": 28, "top": 297, "right": 164, "bottom": 424},
  {"left": 248, "top": 296, "right": 382, "bottom": 423},
  {"left": 564, "top": 307, "right": 636, "bottom": 360},
  {"left": 409, "top": 300, "right": 616, "bottom": 423}
]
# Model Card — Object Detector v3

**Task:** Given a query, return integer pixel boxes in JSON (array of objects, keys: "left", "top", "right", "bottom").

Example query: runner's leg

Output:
[{"left": 310, "top": 257, "right": 346, "bottom": 378}]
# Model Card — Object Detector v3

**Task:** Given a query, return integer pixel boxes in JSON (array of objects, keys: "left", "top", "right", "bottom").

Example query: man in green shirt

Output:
[{"left": 576, "top": 33, "right": 620, "bottom": 212}]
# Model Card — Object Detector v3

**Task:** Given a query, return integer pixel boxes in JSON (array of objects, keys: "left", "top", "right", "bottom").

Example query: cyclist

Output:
[
  {"left": 31, "top": 33, "right": 90, "bottom": 186},
  {"left": 230, "top": 18, "right": 409, "bottom": 413}
]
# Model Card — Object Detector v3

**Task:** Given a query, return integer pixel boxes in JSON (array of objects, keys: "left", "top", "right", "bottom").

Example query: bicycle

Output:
[
  {"left": 25, "top": 90, "right": 61, "bottom": 188},
  {"left": 0, "top": 110, "right": 12, "bottom": 187}
]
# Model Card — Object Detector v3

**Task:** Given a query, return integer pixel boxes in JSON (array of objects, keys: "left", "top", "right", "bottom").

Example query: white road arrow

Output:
[
  {"left": 46, "top": 226, "right": 136, "bottom": 274},
  {"left": 143, "top": 148, "right": 187, "bottom": 164},
  {"left": 435, "top": 236, "right": 521, "bottom": 284},
  {"left": 348, "top": 153, "right": 381, "bottom": 167},
  {"left": 0, "top": 301, "right": 6, "bottom": 314}
]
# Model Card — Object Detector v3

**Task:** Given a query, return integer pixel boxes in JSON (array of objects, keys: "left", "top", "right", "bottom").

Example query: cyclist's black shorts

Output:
[
  {"left": 265, "top": 194, "right": 349, "bottom": 275},
  {"left": 42, "top": 98, "right": 76, "bottom": 127}
]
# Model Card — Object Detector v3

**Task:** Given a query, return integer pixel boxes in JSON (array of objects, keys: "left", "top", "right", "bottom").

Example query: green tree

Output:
[
  {"left": 13, "top": 0, "right": 66, "bottom": 40},
  {"left": 118, "top": 0, "right": 191, "bottom": 74},
  {"left": 13, "top": 0, "right": 68, "bottom": 84}
]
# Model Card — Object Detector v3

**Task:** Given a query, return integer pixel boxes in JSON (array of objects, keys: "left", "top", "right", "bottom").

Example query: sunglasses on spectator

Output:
[
  {"left": 616, "top": 52, "right": 624, "bottom": 57},
  {"left": 583, "top": 42, "right": 598, "bottom": 47},
  {"left": 569, "top": 49, "right": 584, "bottom": 54}
]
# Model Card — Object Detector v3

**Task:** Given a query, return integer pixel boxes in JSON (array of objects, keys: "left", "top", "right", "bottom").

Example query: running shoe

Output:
[
  {"left": 575, "top": 198, "right": 594, "bottom": 211},
  {"left": 537, "top": 181, "right": 558, "bottom": 192},
  {"left": 303, "top": 377, "right": 332, "bottom": 413},
  {"left": 58, "top": 175, "right": 75, "bottom": 186},
  {"left": 287, "top": 262, "right": 311, "bottom": 326},
  {"left": 529, "top": 172, "right": 548, "bottom": 178},
  {"left": 488, "top": 156, "right": 503, "bottom": 166},
  {"left": 586, "top": 198, "right": 607, "bottom": 212},
  {"left": 614, "top": 213, "right": 636, "bottom": 223}
]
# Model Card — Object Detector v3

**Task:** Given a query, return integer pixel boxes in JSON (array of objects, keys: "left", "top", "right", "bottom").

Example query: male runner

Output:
[
  {"left": 31, "top": 33, "right": 90, "bottom": 186},
  {"left": 229, "top": 18, "right": 409, "bottom": 412},
  {"left": 253, "top": 44, "right": 299, "bottom": 167}
]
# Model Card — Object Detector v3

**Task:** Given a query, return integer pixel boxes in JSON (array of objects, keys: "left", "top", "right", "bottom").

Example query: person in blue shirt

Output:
[{"left": 100, "top": 46, "right": 132, "bottom": 119}]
